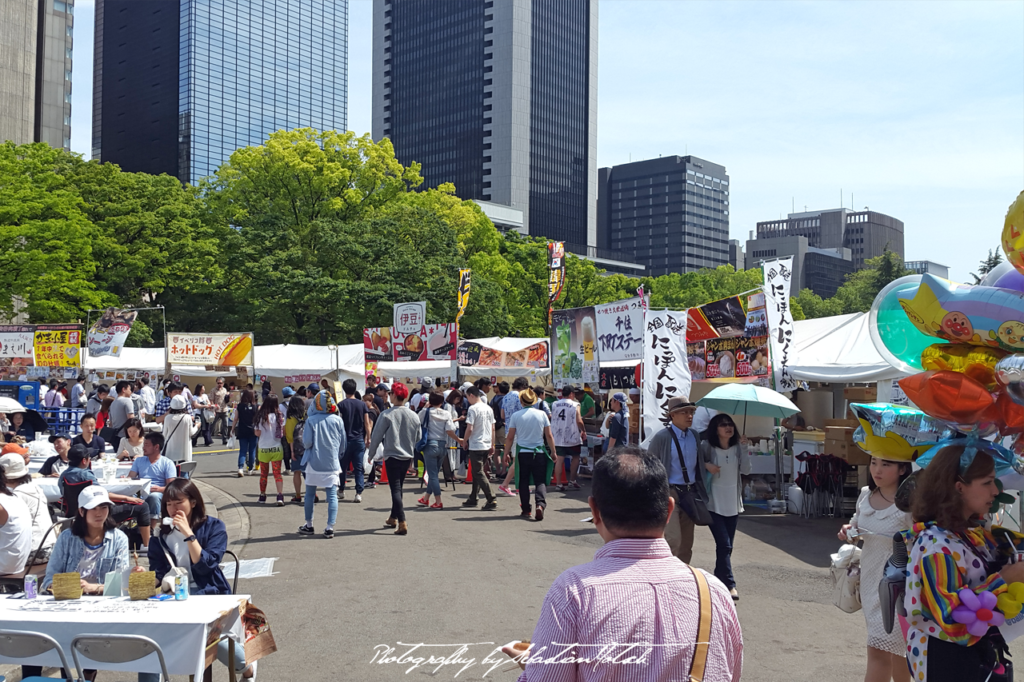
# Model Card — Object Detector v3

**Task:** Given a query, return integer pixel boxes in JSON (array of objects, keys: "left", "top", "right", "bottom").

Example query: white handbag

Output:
[{"left": 831, "top": 544, "right": 863, "bottom": 613}]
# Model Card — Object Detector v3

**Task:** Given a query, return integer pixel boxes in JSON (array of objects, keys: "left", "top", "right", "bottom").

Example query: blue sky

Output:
[{"left": 70, "top": 0, "right": 1023, "bottom": 283}]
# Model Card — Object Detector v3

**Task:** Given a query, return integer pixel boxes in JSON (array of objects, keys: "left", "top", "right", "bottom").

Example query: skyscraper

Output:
[
  {"left": 93, "top": 0, "right": 348, "bottom": 184},
  {"left": 372, "top": 0, "right": 598, "bottom": 251},
  {"left": 0, "top": 0, "right": 74, "bottom": 149},
  {"left": 598, "top": 155, "right": 731, "bottom": 277}
]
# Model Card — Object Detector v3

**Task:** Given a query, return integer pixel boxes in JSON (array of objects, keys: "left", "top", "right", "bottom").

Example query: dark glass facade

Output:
[
  {"left": 805, "top": 251, "right": 856, "bottom": 298},
  {"left": 95, "top": 0, "right": 348, "bottom": 184},
  {"left": 528, "top": 0, "right": 591, "bottom": 246},
  {"left": 387, "top": 1, "right": 486, "bottom": 198}
]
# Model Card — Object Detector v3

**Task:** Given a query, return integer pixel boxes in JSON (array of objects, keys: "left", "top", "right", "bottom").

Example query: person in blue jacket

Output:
[
  {"left": 138, "top": 478, "right": 256, "bottom": 680},
  {"left": 297, "top": 390, "right": 345, "bottom": 538}
]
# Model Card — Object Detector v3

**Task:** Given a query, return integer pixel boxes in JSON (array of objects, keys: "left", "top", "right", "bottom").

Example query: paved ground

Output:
[{"left": 7, "top": 444, "right": 1024, "bottom": 681}]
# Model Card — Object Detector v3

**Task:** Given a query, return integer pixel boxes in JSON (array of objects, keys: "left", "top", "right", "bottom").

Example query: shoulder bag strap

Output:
[
  {"left": 687, "top": 564, "right": 713, "bottom": 682},
  {"left": 669, "top": 428, "right": 692, "bottom": 485},
  {"left": 157, "top": 534, "right": 179, "bottom": 569}
]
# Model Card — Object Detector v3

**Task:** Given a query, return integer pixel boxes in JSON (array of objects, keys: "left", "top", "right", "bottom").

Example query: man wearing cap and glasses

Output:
[{"left": 646, "top": 397, "right": 711, "bottom": 563}]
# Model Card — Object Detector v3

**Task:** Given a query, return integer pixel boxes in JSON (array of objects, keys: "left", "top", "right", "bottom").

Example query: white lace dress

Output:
[{"left": 849, "top": 486, "right": 913, "bottom": 655}]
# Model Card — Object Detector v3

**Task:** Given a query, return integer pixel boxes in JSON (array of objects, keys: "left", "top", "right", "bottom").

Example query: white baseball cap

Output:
[{"left": 78, "top": 486, "right": 114, "bottom": 510}]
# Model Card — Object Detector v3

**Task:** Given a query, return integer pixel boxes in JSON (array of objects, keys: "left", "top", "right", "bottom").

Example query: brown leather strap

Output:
[{"left": 688, "top": 564, "right": 713, "bottom": 682}]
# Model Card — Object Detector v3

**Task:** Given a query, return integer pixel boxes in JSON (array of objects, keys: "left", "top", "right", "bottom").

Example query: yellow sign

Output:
[
  {"left": 457, "top": 269, "right": 472, "bottom": 322},
  {"left": 167, "top": 333, "right": 254, "bottom": 366},
  {"left": 33, "top": 326, "right": 82, "bottom": 367}
]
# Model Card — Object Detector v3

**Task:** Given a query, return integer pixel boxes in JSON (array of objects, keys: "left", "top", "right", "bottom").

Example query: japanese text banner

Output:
[
  {"left": 762, "top": 257, "right": 799, "bottom": 392},
  {"left": 594, "top": 296, "right": 645, "bottom": 362},
  {"left": 642, "top": 310, "right": 691, "bottom": 447},
  {"left": 167, "top": 333, "right": 253, "bottom": 367},
  {"left": 0, "top": 326, "right": 35, "bottom": 365},
  {"left": 33, "top": 325, "right": 82, "bottom": 367},
  {"left": 87, "top": 307, "right": 138, "bottom": 358}
]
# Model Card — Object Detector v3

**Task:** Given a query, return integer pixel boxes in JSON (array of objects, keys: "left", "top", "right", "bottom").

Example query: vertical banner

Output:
[
  {"left": 456, "top": 269, "right": 472, "bottom": 324},
  {"left": 34, "top": 325, "right": 83, "bottom": 367},
  {"left": 641, "top": 310, "right": 690, "bottom": 447},
  {"left": 87, "top": 307, "right": 138, "bottom": 358},
  {"left": 547, "top": 242, "right": 566, "bottom": 327},
  {"left": 551, "top": 306, "right": 598, "bottom": 388},
  {"left": 594, "top": 297, "right": 645, "bottom": 362},
  {"left": 762, "top": 257, "right": 799, "bottom": 392}
]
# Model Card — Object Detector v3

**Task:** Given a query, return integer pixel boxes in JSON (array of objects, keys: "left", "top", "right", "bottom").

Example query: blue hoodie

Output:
[{"left": 301, "top": 391, "right": 345, "bottom": 474}]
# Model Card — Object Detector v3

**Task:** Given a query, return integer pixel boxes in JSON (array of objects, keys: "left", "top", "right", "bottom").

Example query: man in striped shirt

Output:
[{"left": 504, "top": 446, "right": 743, "bottom": 681}]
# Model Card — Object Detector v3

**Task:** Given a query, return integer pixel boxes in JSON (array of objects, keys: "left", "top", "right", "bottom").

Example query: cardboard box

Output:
[
  {"left": 824, "top": 426, "right": 856, "bottom": 443},
  {"left": 844, "top": 386, "right": 877, "bottom": 403},
  {"left": 825, "top": 439, "right": 871, "bottom": 465},
  {"left": 825, "top": 418, "right": 859, "bottom": 428}
]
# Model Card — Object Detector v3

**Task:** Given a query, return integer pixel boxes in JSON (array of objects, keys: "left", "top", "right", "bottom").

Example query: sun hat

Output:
[
  {"left": 170, "top": 395, "right": 188, "bottom": 410},
  {"left": 667, "top": 397, "right": 697, "bottom": 414},
  {"left": 78, "top": 486, "right": 114, "bottom": 510},
  {"left": 519, "top": 389, "right": 537, "bottom": 407},
  {"left": 0, "top": 453, "right": 28, "bottom": 478}
]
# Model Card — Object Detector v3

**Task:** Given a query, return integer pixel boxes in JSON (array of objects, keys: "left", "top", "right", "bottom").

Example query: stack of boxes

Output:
[{"left": 823, "top": 385, "right": 878, "bottom": 466}]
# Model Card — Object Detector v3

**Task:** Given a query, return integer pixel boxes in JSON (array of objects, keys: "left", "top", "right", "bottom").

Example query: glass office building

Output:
[
  {"left": 94, "top": 0, "right": 348, "bottom": 184},
  {"left": 373, "top": 0, "right": 598, "bottom": 249}
]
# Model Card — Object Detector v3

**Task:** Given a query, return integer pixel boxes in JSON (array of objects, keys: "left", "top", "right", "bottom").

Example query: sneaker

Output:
[
  {"left": 462, "top": 499, "right": 478, "bottom": 507},
  {"left": 290, "top": 496, "right": 303, "bottom": 505},
  {"left": 519, "top": 510, "right": 532, "bottom": 519},
  {"left": 354, "top": 494, "right": 362, "bottom": 503},
  {"left": 276, "top": 494, "right": 284, "bottom": 507},
  {"left": 248, "top": 467, "right": 257, "bottom": 476},
  {"left": 338, "top": 491, "right": 346, "bottom": 500},
  {"left": 365, "top": 482, "right": 377, "bottom": 489},
  {"left": 323, "top": 528, "right": 335, "bottom": 539},
  {"left": 430, "top": 501, "right": 443, "bottom": 509},
  {"left": 258, "top": 494, "right": 267, "bottom": 504},
  {"left": 569, "top": 481, "right": 582, "bottom": 490},
  {"left": 417, "top": 496, "right": 430, "bottom": 507},
  {"left": 242, "top": 659, "right": 257, "bottom": 681},
  {"left": 555, "top": 485, "right": 566, "bottom": 492},
  {"left": 482, "top": 500, "right": 498, "bottom": 511},
  {"left": 298, "top": 524, "right": 315, "bottom": 535},
  {"left": 237, "top": 469, "right": 245, "bottom": 478},
  {"left": 498, "top": 485, "right": 515, "bottom": 497},
  {"left": 535, "top": 506, "right": 545, "bottom": 521},
  {"left": 729, "top": 588, "right": 739, "bottom": 601}
]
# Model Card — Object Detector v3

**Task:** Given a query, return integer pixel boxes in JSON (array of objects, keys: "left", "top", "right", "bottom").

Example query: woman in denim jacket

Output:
[{"left": 43, "top": 485, "right": 129, "bottom": 593}]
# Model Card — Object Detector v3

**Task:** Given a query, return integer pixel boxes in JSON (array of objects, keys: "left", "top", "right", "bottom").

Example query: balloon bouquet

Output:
[{"left": 862, "top": 191, "right": 1024, "bottom": 637}]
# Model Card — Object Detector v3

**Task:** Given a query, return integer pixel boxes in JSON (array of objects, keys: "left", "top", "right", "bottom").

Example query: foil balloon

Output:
[
  {"left": 850, "top": 402, "right": 954, "bottom": 462},
  {"left": 982, "top": 260, "right": 1019, "bottom": 288},
  {"left": 982, "top": 390, "right": 1024, "bottom": 437},
  {"left": 1001, "top": 190, "right": 1024, "bottom": 276},
  {"left": 993, "top": 268, "right": 1024, "bottom": 294},
  {"left": 897, "top": 274, "right": 1024, "bottom": 352},
  {"left": 995, "top": 354, "right": 1024, "bottom": 406},
  {"left": 898, "top": 371, "right": 994, "bottom": 425},
  {"left": 920, "top": 343, "right": 1008, "bottom": 391},
  {"left": 868, "top": 275, "right": 944, "bottom": 374}
]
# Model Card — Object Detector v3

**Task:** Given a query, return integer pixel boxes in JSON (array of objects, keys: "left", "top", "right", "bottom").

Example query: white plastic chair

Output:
[{"left": 71, "top": 634, "right": 169, "bottom": 681}]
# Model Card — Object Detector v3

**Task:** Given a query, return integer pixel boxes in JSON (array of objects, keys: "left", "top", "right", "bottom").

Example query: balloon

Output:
[
  {"left": 869, "top": 275, "right": 944, "bottom": 374},
  {"left": 898, "top": 371, "right": 994, "bottom": 425},
  {"left": 1001, "top": 190, "right": 1024, "bottom": 276},
  {"left": 850, "top": 402, "right": 955, "bottom": 462},
  {"left": 982, "top": 390, "right": 1024, "bottom": 436},
  {"left": 994, "top": 268, "right": 1024, "bottom": 294},
  {"left": 995, "top": 354, "right": 1024, "bottom": 406},
  {"left": 897, "top": 274, "right": 1024, "bottom": 352},
  {"left": 920, "top": 343, "right": 1008, "bottom": 390},
  {"left": 982, "top": 260, "right": 1019, "bottom": 287},
  {"left": 997, "top": 583, "right": 1024, "bottom": 620},
  {"left": 952, "top": 588, "right": 1004, "bottom": 637}
]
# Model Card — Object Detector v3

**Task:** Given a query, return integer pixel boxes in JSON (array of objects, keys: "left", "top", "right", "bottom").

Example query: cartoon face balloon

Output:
[{"left": 1001, "top": 190, "right": 1024, "bottom": 276}]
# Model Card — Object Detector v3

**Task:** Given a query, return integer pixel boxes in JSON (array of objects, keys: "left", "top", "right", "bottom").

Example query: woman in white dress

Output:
[
  {"left": 700, "top": 413, "right": 750, "bottom": 601},
  {"left": 838, "top": 455, "right": 913, "bottom": 682}
]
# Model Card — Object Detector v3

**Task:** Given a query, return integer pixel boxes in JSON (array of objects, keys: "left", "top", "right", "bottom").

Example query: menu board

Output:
[{"left": 705, "top": 336, "right": 769, "bottom": 379}]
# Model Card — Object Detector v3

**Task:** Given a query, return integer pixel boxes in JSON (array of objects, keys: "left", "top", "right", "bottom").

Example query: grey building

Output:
[
  {"left": 752, "top": 207, "right": 904, "bottom": 270},
  {"left": 0, "top": 0, "right": 74, "bottom": 149},
  {"left": 729, "top": 239, "right": 744, "bottom": 271},
  {"left": 746, "top": 234, "right": 855, "bottom": 298},
  {"left": 93, "top": 0, "right": 348, "bottom": 184},
  {"left": 906, "top": 260, "right": 949, "bottom": 279},
  {"left": 372, "top": 0, "right": 598, "bottom": 251},
  {"left": 597, "top": 155, "right": 730, "bottom": 277}
]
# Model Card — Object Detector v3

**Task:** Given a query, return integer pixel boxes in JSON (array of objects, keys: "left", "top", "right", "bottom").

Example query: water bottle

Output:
[{"left": 879, "top": 532, "right": 909, "bottom": 634}]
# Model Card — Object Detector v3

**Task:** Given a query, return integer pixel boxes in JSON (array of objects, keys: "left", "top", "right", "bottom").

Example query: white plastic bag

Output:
[
  {"left": 831, "top": 544, "right": 862, "bottom": 613},
  {"left": 227, "top": 435, "right": 237, "bottom": 449}
]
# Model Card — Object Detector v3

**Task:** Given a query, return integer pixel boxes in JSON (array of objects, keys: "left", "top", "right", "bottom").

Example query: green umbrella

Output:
[{"left": 696, "top": 384, "right": 800, "bottom": 432}]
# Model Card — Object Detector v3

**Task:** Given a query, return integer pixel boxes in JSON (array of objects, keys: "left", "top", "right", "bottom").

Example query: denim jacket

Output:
[
  {"left": 43, "top": 527, "right": 130, "bottom": 590},
  {"left": 148, "top": 516, "right": 231, "bottom": 595}
]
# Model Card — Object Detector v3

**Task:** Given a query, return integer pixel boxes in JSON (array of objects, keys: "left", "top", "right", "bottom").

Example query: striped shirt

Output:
[{"left": 519, "top": 537, "right": 743, "bottom": 682}]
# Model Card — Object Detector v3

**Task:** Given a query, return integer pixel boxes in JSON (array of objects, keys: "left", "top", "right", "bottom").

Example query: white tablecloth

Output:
[
  {"left": 28, "top": 459, "right": 134, "bottom": 478},
  {"left": 0, "top": 594, "right": 248, "bottom": 677},
  {"left": 35, "top": 478, "right": 151, "bottom": 504}
]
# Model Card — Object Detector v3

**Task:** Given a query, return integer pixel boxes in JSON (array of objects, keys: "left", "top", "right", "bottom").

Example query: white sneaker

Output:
[
  {"left": 242, "top": 659, "right": 257, "bottom": 680},
  {"left": 339, "top": 491, "right": 346, "bottom": 500},
  {"left": 354, "top": 494, "right": 362, "bottom": 503},
  {"left": 248, "top": 468, "right": 257, "bottom": 476},
  {"left": 237, "top": 469, "right": 244, "bottom": 478}
]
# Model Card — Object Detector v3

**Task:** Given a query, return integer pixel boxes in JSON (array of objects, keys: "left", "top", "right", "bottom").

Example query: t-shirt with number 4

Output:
[
  {"left": 465, "top": 402, "right": 495, "bottom": 451},
  {"left": 551, "top": 398, "right": 583, "bottom": 447}
]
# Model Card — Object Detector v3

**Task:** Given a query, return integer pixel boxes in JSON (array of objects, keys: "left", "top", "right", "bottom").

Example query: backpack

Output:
[
  {"left": 291, "top": 420, "right": 306, "bottom": 460},
  {"left": 414, "top": 409, "right": 429, "bottom": 455},
  {"left": 273, "top": 414, "right": 284, "bottom": 440}
]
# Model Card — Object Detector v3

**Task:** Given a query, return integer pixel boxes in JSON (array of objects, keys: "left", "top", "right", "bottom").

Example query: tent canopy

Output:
[
  {"left": 83, "top": 347, "right": 164, "bottom": 372},
  {"left": 789, "top": 312, "right": 906, "bottom": 383},
  {"left": 465, "top": 337, "right": 547, "bottom": 353}
]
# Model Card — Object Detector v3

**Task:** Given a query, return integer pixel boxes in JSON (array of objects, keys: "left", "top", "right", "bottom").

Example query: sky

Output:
[{"left": 70, "top": 0, "right": 1024, "bottom": 284}]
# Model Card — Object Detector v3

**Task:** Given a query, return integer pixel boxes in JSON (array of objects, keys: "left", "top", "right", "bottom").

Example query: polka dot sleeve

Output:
[{"left": 913, "top": 547, "right": 1007, "bottom": 646}]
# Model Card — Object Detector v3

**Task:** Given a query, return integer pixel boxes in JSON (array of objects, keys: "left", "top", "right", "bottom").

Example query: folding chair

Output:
[
  {"left": 72, "top": 634, "right": 169, "bottom": 682},
  {"left": 58, "top": 480, "right": 94, "bottom": 519},
  {"left": 223, "top": 549, "right": 240, "bottom": 595},
  {"left": 178, "top": 461, "right": 198, "bottom": 479},
  {"left": 0, "top": 519, "right": 70, "bottom": 591},
  {"left": 0, "top": 629, "right": 77, "bottom": 681}
]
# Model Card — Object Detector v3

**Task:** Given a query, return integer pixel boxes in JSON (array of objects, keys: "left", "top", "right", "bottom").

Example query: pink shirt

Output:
[{"left": 519, "top": 538, "right": 743, "bottom": 682}]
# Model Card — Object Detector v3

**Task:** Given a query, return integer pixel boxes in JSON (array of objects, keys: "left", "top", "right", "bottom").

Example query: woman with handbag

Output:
[
  {"left": 839, "top": 453, "right": 913, "bottom": 682},
  {"left": 191, "top": 384, "right": 214, "bottom": 448},
  {"left": 163, "top": 395, "right": 200, "bottom": 465},
  {"left": 417, "top": 392, "right": 462, "bottom": 510},
  {"left": 136, "top": 478, "right": 255, "bottom": 681},
  {"left": 700, "top": 413, "right": 751, "bottom": 601},
  {"left": 900, "top": 444, "right": 1024, "bottom": 682}
]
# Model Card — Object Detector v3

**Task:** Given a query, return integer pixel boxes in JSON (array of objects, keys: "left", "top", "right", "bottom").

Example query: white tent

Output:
[
  {"left": 788, "top": 312, "right": 907, "bottom": 383},
  {"left": 83, "top": 347, "right": 164, "bottom": 372},
  {"left": 457, "top": 337, "right": 550, "bottom": 377}
]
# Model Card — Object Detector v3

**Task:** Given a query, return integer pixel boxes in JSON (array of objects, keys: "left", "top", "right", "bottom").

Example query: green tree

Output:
[
  {"left": 792, "top": 288, "right": 843, "bottom": 319},
  {"left": 0, "top": 142, "right": 110, "bottom": 322},
  {"left": 643, "top": 265, "right": 763, "bottom": 310},
  {"left": 971, "top": 249, "right": 1004, "bottom": 284}
]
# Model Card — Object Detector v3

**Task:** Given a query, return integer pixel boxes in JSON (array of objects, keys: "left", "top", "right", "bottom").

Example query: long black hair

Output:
[
  {"left": 160, "top": 478, "right": 208, "bottom": 537},
  {"left": 703, "top": 413, "right": 740, "bottom": 449},
  {"left": 71, "top": 499, "right": 117, "bottom": 538}
]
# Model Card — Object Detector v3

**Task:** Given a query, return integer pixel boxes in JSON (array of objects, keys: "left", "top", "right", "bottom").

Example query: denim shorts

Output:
[{"left": 291, "top": 455, "right": 306, "bottom": 473}]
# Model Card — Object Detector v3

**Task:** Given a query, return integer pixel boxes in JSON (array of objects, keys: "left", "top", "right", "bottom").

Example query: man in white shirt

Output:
[
  {"left": 461, "top": 387, "right": 497, "bottom": 510},
  {"left": 70, "top": 376, "right": 87, "bottom": 408},
  {"left": 550, "top": 386, "right": 587, "bottom": 492},
  {"left": 139, "top": 377, "right": 157, "bottom": 418}
]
